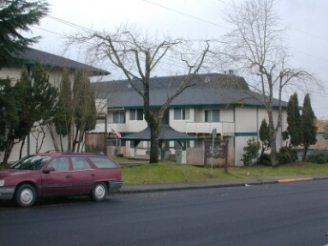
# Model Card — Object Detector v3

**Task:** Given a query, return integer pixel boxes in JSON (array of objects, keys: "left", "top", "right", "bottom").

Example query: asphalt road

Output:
[{"left": 1, "top": 180, "right": 328, "bottom": 246}]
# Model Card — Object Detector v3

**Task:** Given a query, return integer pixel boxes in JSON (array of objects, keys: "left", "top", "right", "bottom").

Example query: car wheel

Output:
[
  {"left": 15, "top": 184, "right": 36, "bottom": 208},
  {"left": 91, "top": 182, "right": 107, "bottom": 202}
]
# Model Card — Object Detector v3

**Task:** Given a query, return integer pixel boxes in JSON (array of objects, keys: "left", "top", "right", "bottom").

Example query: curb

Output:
[
  {"left": 119, "top": 176, "right": 328, "bottom": 194},
  {"left": 277, "top": 177, "right": 313, "bottom": 183},
  {"left": 119, "top": 180, "right": 279, "bottom": 194}
]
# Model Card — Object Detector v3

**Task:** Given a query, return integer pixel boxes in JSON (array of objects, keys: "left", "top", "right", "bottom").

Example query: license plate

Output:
[{"left": 0, "top": 180, "right": 4, "bottom": 186}]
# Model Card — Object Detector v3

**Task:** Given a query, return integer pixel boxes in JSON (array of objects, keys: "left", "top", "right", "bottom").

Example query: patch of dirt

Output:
[
  {"left": 285, "top": 162, "right": 304, "bottom": 167},
  {"left": 204, "top": 173, "right": 215, "bottom": 178}
]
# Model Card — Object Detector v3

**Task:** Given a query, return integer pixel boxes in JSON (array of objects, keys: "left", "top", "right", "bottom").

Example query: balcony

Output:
[
  {"left": 91, "top": 123, "right": 127, "bottom": 133},
  {"left": 186, "top": 122, "right": 235, "bottom": 136},
  {"left": 91, "top": 121, "right": 147, "bottom": 133}
]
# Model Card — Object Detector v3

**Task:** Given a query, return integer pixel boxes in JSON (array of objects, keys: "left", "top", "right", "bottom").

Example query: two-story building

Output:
[{"left": 91, "top": 73, "right": 288, "bottom": 166}]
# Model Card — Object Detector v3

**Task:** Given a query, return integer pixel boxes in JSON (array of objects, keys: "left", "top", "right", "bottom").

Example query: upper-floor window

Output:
[
  {"left": 205, "top": 109, "right": 220, "bottom": 122},
  {"left": 130, "top": 109, "right": 143, "bottom": 120},
  {"left": 113, "top": 111, "right": 125, "bottom": 123},
  {"left": 174, "top": 108, "right": 190, "bottom": 120}
]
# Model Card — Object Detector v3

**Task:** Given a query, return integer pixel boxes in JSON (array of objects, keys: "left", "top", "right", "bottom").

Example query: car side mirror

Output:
[{"left": 43, "top": 167, "right": 55, "bottom": 174}]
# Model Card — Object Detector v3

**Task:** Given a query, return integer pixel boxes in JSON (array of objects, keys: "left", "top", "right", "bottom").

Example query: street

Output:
[{"left": 1, "top": 180, "right": 328, "bottom": 246}]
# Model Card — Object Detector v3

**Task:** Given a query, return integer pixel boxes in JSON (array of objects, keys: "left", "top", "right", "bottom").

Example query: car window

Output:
[
  {"left": 89, "top": 157, "right": 118, "bottom": 169},
  {"left": 9, "top": 155, "right": 51, "bottom": 170},
  {"left": 47, "top": 157, "right": 70, "bottom": 171},
  {"left": 72, "top": 157, "right": 92, "bottom": 170}
]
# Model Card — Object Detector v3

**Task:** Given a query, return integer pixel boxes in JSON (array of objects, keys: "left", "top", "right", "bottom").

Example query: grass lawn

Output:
[{"left": 120, "top": 161, "right": 328, "bottom": 185}]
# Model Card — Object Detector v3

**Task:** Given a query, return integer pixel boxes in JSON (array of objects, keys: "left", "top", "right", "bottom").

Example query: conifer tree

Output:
[
  {"left": 2, "top": 62, "right": 58, "bottom": 163},
  {"left": 286, "top": 93, "right": 302, "bottom": 147},
  {"left": 53, "top": 70, "right": 73, "bottom": 151},
  {"left": 72, "top": 70, "right": 97, "bottom": 152},
  {"left": 259, "top": 118, "right": 270, "bottom": 159},
  {"left": 0, "top": 0, "right": 49, "bottom": 68},
  {"left": 301, "top": 94, "right": 317, "bottom": 161}
]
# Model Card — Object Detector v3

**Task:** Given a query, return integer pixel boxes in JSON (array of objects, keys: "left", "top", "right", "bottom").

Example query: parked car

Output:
[{"left": 0, "top": 152, "right": 123, "bottom": 207}]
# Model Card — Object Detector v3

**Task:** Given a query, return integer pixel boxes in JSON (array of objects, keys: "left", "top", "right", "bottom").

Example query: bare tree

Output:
[
  {"left": 221, "top": 0, "right": 318, "bottom": 166},
  {"left": 67, "top": 25, "right": 210, "bottom": 163}
]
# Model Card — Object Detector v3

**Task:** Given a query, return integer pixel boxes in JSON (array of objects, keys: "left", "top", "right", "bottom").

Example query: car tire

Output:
[
  {"left": 91, "top": 182, "right": 107, "bottom": 202},
  {"left": 15, "top": 184, "right": 36, "bottom": 208}
]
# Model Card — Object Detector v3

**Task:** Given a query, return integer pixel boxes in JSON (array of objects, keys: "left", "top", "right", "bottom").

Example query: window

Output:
[
  {"left": 130, "top": 109, "right": 143, "bottom": 120},
  {"left": 48, "top": 157, "right": 70, "bottom": 171},
  {"left": 89, "top": 157, "right": 118, "bottom": 169},
  {"left": 72, "top": 157, "right": 92, "bottom": 170},
  {"left": 174, "top": 108, "right": 190, "bottom": 120},
  {"left": 113, "top": 111, "right": 125, "bottom": 123},
  {"left": 205, "top": 109, "right": 220, "bottom": 122},
  {"left": 10, "top": 155, "right": 51, "bottom": 170}
]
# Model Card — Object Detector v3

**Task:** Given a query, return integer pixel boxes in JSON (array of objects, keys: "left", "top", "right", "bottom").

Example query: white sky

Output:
[{"left": 28, "top": 0, "right": 328, "bottom": 119}]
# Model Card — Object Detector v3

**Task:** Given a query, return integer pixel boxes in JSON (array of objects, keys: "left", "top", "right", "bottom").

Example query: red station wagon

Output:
[{"left": 0, "top": 152, "right": 123, "bottom": 207}]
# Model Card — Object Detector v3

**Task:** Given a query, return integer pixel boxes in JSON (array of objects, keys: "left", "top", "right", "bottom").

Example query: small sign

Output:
[{"left": 212, "top": 129, "right": 217, "bottom": 138}]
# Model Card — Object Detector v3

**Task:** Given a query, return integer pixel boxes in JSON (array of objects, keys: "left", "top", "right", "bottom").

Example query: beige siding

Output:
[
  {"left": 235, "top": 107, "right": 258, "bottom": 133},
  {"left": 220, "top": 108, "right": 234, "bottom": 122}
]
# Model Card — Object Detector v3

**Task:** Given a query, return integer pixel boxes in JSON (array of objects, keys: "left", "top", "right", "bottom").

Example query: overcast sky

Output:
[{"left": 29, "top": 0, "right": 328, "bottom": 119}]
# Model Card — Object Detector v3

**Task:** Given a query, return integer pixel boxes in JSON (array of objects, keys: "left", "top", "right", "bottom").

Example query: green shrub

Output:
[
  {"left": 277, "top": 146, "right": 298, "bottom": 165},
  {"left": 306, "top": 150, "right": 328, "bottom": 164},
  {"left": 258, "top": 153, "right": 271, "bottom": 166},
  {"left": 242, "top": 138, "right": 260, "bottom": 166}
]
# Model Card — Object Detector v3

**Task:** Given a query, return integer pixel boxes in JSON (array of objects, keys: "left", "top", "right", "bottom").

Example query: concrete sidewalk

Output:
[{"left": 120, "top": 175, "right": 328, "bottom": 194}]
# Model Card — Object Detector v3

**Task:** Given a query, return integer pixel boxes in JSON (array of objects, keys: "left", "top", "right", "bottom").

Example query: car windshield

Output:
[{"left": 9, "top": 155, "right": 51, "bottom": 170}]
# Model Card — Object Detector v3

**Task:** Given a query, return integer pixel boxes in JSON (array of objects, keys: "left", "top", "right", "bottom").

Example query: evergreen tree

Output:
[
  {"left": 2, "top": 62, "right": 58, "bottom": 163},
  {"left": 259, "top": 118, "right": 270, "bottom": 159},
  {"left": 53, "top": 70, "right": 73, "bottom": 151},
  {"left": 301, "top": 94, "right": 317, "bottom": 161},
  {"left": 0, "top": 0, "right": 49, "bottom": 68},
  {"left": 286, "top": 93, "right": 302, "bottom": 147},
  {"left": 0, "top": 78, "right": 20, "bottom": 156},
  {"left": 72, "top": 70, "right": 97, "bottom": 152}
]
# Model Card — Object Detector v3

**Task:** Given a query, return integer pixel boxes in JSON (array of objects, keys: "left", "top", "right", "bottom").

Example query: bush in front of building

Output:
[
  {"left": 277, "top": 146, "right": 298, "bottom": 165},
  {"left": 242, "top": 138, "right": 260, "bottom": 166},
  {"left": 306, "top": 150, "right": 328, "bottom": 164},
  {"left": 258, "top": 153, "right": 271, "bottom": 166}
]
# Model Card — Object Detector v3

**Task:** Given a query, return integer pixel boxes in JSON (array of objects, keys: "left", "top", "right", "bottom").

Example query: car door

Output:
[
  {"left": 40, "top": 157, "right": 73, "bottom": 197},
  {"left": 71, "top": 156, "right": 96, "bottom": 195}
]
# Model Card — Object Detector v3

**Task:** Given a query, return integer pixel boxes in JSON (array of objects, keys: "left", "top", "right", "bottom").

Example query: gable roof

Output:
[
  {"left": 14, "top": 48, "right": 109, "bottom": 76},
  {"left": 91, "top": 73, "right": 287, "bottom": 109}
]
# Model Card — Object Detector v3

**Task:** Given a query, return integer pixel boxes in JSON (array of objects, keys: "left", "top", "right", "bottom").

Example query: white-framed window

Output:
[
  {"left": 205, "top": 109, "right": 220, "bottom": 122},
  {"left": 130, "top": 109, "right": 143, "bottom": 120},
  {"left": 113, "top": 111, "right": 125, "bottom": 123},
  {"left": 174, "top": 108, "right": 190, "bottom": 120}
]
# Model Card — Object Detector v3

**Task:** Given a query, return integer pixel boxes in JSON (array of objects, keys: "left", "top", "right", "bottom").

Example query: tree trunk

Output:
[
  {"left": 47, "top": 124, "right": 59, "bottom": 152},
  {"left": 268, "top": 110, "right": 278, "bottom": 166},
  {"left": 19, "top": 136, "right": 26, "bottom": 159},
  {"left": 302, "top": 146, "right": 308, "bottom": 161},
  {"left": 2, "top": 130, "right": 15, "bottom": 164},
  {"left": 72, "top": 127, "right": 79, "bottom": 152},
  {"left": 149, "top": 124, "right": 159, "bottom": 163}
]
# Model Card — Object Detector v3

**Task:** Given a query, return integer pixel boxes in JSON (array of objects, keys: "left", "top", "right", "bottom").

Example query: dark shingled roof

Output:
[
  {"left": 121, "top": 124, "right": 198, "bottom": 141},
  {"left": 15, "top": 48, "right": 109, "bottom": 75},
  {"left": 91, "top": 73, "right": 288, "bottom": 108}
]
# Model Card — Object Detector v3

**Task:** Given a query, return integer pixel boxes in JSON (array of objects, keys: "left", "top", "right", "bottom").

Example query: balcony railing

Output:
[
  {"left": 91, "top": 121, "right": 147, "bottom": 133},
  {"left": 186, "top": 122, "right": 235, "bottom": 136},
  {"left": 90, "top": 123, "right": 127, "bottom": 133}
]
